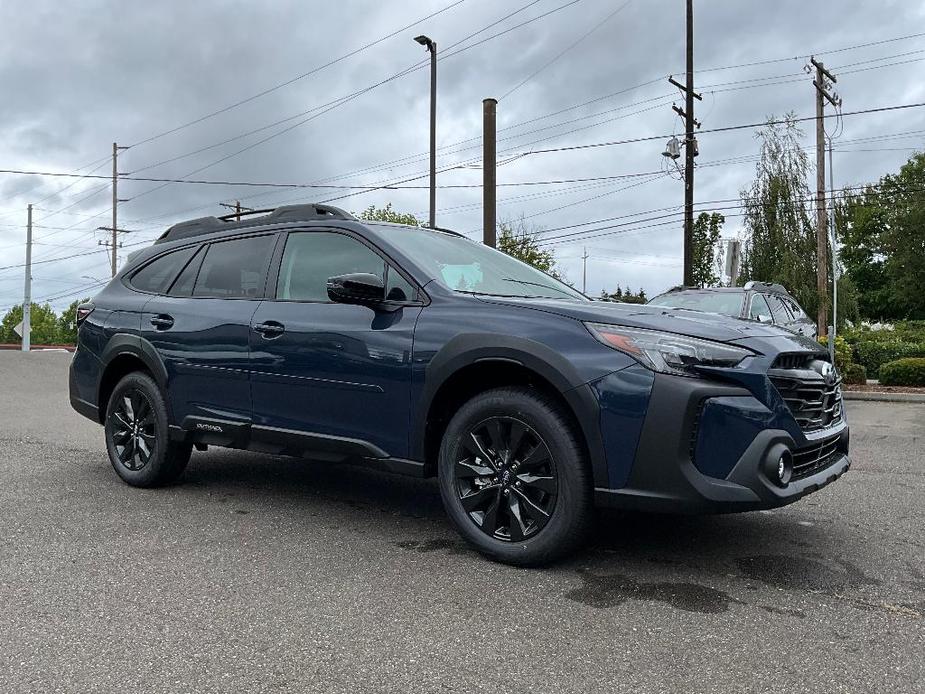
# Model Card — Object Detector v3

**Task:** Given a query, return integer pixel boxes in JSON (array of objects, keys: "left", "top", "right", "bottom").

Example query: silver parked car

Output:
[{"left": 648, "top": 281, "right": 817, "bottom": 338}]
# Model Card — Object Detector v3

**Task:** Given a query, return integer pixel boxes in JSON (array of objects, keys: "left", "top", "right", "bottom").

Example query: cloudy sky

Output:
[{"left": 1, "top": 0, "right": 924, "bottom": 312}]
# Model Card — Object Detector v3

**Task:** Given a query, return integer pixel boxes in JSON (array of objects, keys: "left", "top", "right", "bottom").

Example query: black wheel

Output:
[
  {"left": 438, "top": 386, "right": 592, "bottom": 566},
  {"left": 104, "top": 372, "right": 191, "bottom": 488}
]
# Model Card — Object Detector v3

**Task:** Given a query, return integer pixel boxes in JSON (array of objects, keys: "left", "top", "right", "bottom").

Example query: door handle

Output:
[
  {"left": 253, "top": 321, "right": 285, "bottom": 338},
  {"left": 150, "top": 314, "right": 174, "bottom": 330}
]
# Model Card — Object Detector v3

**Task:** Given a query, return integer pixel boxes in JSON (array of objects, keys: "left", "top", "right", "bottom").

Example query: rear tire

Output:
[
  {"left": 104, "top": 372, "right": 191, "bottom": 488},
  {"left": 437, "top": 386, "right": 592, "bottom": 566}
]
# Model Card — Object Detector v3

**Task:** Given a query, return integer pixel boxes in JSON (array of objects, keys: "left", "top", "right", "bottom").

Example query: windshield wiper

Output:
[{"left": 499, "top": 277, "right": 573, "bottom": 297}]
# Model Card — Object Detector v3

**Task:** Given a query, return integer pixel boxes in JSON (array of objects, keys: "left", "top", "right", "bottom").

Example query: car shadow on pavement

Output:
[{"left": 173, "top": 448, "right": 873, "bottom": 596}]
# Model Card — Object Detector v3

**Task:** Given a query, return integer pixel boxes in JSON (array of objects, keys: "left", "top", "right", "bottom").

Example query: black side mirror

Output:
[{"left": 326, "top": 273, "right": 385, "bottom": 305}]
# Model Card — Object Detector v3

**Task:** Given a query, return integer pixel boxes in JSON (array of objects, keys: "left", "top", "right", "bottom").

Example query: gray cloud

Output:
[{"left": 1, "top": 0, "right": 923, "bottom": 310}]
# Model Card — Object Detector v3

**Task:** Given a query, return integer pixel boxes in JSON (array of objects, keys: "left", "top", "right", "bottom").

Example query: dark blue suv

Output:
[{"left": 69, "top": 204, "right": 850, "bottom": 565}]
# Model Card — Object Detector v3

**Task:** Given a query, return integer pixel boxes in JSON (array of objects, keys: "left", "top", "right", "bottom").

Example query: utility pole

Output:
[
  {"left": 810, "top": 57, "right": 840, "bottom": 340},
  {"left": 668, "top": 0, "right": 701, "bottom": 286},
  {"left": 483, "top": 97, "right": 497, "bottom": 248},
  {"left": 581, "top": 247, "right": 589, "bottom": 294},
  {"left": 220, "top": 200, "right": 253, "bottom": 222},
  {"left": 110, "top": 142, "right": 129, "bottom": 277},
  {"left": 22, "top": 204, "right": 32, "bottom": 352}
]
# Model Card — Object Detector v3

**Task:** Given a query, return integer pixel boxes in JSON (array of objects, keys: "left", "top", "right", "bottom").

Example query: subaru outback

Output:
[{"left": 69, "top": 204, "right": 850, "bottom": 565}]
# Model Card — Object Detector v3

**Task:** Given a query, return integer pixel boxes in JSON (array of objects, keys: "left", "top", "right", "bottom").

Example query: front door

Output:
[{"left": 248, "top": 229, "right": 422, "bottom": 458}]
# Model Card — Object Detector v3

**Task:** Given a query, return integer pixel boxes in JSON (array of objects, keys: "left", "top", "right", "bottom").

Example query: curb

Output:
[{"left": 843, "top": 390, "right": 925, "bottom": 403}]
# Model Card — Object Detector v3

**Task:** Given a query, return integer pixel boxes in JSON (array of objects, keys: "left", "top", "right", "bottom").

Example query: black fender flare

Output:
[
  {"left": 412, "top": 333, "right": 609, "bottom": 487},
  {"left": 97, "top": 334, "right": 170, "bottom": 413}
]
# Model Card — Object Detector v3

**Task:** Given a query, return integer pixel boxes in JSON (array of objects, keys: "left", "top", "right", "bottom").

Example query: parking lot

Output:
[{"left": 1, "top": 350, "right": 922, "bottom": 693}]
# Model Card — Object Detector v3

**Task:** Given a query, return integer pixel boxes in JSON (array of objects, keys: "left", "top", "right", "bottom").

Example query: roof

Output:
[{"left": 153, "top": 203, "right": 357, "bottom": 245}]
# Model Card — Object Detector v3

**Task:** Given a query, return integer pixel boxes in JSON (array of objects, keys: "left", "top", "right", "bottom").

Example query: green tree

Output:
[
  {"left": 691, "top": 212, "right": 723, "bottom": 287},
  {"left": 738, "top": 114, "right": 819, "bottom": 318},
  {"left": 497, "top": 216, "right": 562, "bottom": 278},
  {"left": 56, "top": 298, "right": 91, "bottom": 344},
  {"left": 358, "top": 203, "right": 420, "bottom": 226},
  {"left": 837, "top": 152, "right": 925, "bottom": 320},
  {"left": 0, "top": 303, "right": 60, "bottom": 344}
]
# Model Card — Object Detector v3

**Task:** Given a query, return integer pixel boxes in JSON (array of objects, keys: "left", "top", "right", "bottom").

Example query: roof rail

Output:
[
  {"left": 154, "top": 203, "right": 356, "bottom": 245},
  {"left": 743, "top": 280, "right": 790, "bottom": 295}
]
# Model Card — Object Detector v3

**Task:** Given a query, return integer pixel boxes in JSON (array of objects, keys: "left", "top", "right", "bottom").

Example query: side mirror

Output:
[
  {"left": 326, "top": 273, "right": 385, "bottom": 305},
  {"left": 757, "top": 314, "right": 772, "bottom": 323}
]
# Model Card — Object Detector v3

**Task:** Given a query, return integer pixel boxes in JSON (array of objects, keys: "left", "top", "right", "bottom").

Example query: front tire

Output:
[
  {"left": 104, "top": 372, "right": 191, "bottom": 488},
  {"left": 437, "top": 386, "right": 592, "bottom": 566}
]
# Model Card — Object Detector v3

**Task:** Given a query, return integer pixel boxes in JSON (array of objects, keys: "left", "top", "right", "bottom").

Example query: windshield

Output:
[
  {"left": 379, "top": 226, "right": 588, "bottom": 301},
  {"left": 649, "top": 291, "right": 744, "bottom": 316}
]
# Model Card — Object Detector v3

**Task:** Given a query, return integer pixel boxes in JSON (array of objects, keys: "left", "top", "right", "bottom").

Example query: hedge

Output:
[
  {"left": 841, "top": 363, "right": 867, "bottom": 385},
  {"left": 853, "top": 340, "right": 925, "bottom": 378},
  {"left": 879, "top": 358, "right": 925, "bottom": 387}
]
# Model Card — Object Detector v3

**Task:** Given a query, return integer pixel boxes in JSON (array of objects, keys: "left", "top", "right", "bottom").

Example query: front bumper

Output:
[{"left": 594, "top": 371, "right": 850, "bottom": 513}]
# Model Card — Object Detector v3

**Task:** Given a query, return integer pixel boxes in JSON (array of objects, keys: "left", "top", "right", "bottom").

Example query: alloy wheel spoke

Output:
[
  {"left": 122, "top": 395, "right": 135, "bottom": 422},
  {"left": 135, "top": 435, "right": 151, "bottom": 460},
  {"left": 485, "top": 419, "right": 506, "bottom": 459},
  {"left": 512, "top": 487, "right": 551, "bottom": 523},
  {"left": 481, "top": 494, "right": 501, "bottom": 536},
  {"left": 506, "top": 494, "right": 526, "bottom": 541},
  {"left": 465, "top": 432, "right": 496, "bottom": 470},
  {"left": 507, "top": 420, "right": 529, "bottom": 462},
  {"left": 113, "top": 412, "right": 132, "bottom": 431},
  {"left": 460, "top": 486, "right": 498, "bottom": 513},
  {"left": 456, "top": 460, "right": 495, "bottom": 478},
  {"left": 517, "top": 442, "right": 550, "bottom": 470},
  {"left": 517, "top": 473, "right": 556, "bottom": 495}
]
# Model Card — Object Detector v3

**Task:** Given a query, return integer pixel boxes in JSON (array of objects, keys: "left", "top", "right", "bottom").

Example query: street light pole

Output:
[{"left": 415, "top": 35, "right": 437, "bottom": 229}]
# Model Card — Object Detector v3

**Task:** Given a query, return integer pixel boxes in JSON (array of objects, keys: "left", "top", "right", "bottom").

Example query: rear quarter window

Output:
[{"left": 128, "top": 246, "right": 197, "bottom": 294}]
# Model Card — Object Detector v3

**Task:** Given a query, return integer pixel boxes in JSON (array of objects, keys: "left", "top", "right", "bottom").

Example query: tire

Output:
[
  {"left": 103, "top": 371, "right": 192, "bottom": 488},
  {"left": 437, "top": 386, "right": 593, "bottom": 566}
]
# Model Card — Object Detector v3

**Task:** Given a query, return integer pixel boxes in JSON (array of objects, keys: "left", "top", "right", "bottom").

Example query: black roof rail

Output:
[
  {"left": 743, "top": 280, "right": 790, "bottom": 295},
  {"left": 154, "top": 203, "right": 356, "bottom": 245}
]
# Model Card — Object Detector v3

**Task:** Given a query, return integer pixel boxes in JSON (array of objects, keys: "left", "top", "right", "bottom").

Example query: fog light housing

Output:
[{"left": 764, "top": 443, "right": 793, "bottom": 487}]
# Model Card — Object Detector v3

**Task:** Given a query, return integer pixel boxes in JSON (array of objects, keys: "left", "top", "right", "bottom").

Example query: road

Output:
[{"left": 0, "top": 350, "right": 922, "bottom": 693}]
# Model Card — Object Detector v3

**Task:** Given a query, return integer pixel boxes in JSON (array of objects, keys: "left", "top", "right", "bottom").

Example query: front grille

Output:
[
  {"left": 769, "top": 354, "right": 843, "bottom": 432},
  {"left": 791, "top": 434, "right": 842, "bottom": 480}
]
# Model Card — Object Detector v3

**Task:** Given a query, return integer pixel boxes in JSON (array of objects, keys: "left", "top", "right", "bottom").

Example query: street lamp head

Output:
[{"left": 414, "top": 35, "right": 435, "bottom": 51}]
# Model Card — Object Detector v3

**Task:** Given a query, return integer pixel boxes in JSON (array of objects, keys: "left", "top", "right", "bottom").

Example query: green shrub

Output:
[
  {"left": 841, "top": 363, "right": 867, "bottom": 385},
  {"left": 818, "top": 334, "right": 852, "bottom": 371},
  {"left": 854, "top": 340, "right": 925, "bottom": 378},
  {"left": 879, "top": 358, "right": 925, "bottom": 387}
]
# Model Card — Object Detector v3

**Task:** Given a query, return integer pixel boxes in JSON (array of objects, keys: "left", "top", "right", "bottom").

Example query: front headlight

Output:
[{"left": 585, "top": 323, "right": 754, "bottom": 377}]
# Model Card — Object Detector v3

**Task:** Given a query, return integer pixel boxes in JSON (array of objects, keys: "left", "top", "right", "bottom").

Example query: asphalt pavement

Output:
[{"left": 1, "top": 350, "right": 922, "bottom": 693}]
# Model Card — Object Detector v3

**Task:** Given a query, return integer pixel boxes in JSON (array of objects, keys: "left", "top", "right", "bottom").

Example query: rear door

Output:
[
  {"left": 764, "top": 293, "right": 796, "bottom": 333},
  {"left": 248, "top": 229, "right": 422, "bottom": 458},
  {"left": 140, "top": 233, "right": 277, "bottom": 427}
]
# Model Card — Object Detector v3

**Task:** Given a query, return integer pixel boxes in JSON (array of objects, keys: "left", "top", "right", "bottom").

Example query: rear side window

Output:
[
  {"left": 193, "top": 235, "right": 275, "bottom": 299},
  {"left": 784, "top": 297, "right": 806, "bottom": 320},
  {"left": 765, "top": 294, "right": 793, "bottom": 323},
  {"left": 276, "top": 232, "right": 385, "bottom": 302},
  {"left": 168, "top": 246, "right": 205, "bottom": 297},
  {"left": 129, "top": 246, "right": 197, "bottom": 294}
]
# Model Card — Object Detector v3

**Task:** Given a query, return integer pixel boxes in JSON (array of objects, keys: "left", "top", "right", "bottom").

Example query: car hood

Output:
[{"left": 477, "top": 296, "right": 821, "bottom": 350}]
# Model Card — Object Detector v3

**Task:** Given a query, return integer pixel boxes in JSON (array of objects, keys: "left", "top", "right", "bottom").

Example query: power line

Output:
[{"left": 127, "top": 0, "right": 469, "bottom": 148}]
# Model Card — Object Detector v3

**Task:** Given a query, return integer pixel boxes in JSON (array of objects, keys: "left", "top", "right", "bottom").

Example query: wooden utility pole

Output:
[
  {"left": 22, "top": 204, "right": 32, "bottom": 352},
  {"left": 483, "top": 98, "right": 497, "bottom": 248},
  {"left": 683, "top": 0, "right": 694, "bottom": 286},
  {"left": 811, "top": 57, "right": 840, "bottom": 339},
  {"left": 109, "top": 142, "right": 129, "bottom": 276},
  {"left": 220, "top": 200, "right": 253, "bottom": 222},
  {"left": 668, "top": 0, "right": 701, "bottom": 286}
]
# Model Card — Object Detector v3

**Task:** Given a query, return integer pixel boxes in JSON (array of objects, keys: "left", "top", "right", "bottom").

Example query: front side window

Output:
[
  {"left": 748, "top": 293, "right": 771, "bottom": 320},
  {"left": 765, "top": 294, "right": 793, "bottom": 323},
  {"left": 193, "top": 235, "right": 275, "bottom": 299},
  {"left": 276, "top": 231, "right": 389, "bottom": 302},
  {"left": 129, "top": 246, "right": 197, "bottom": 294}
]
